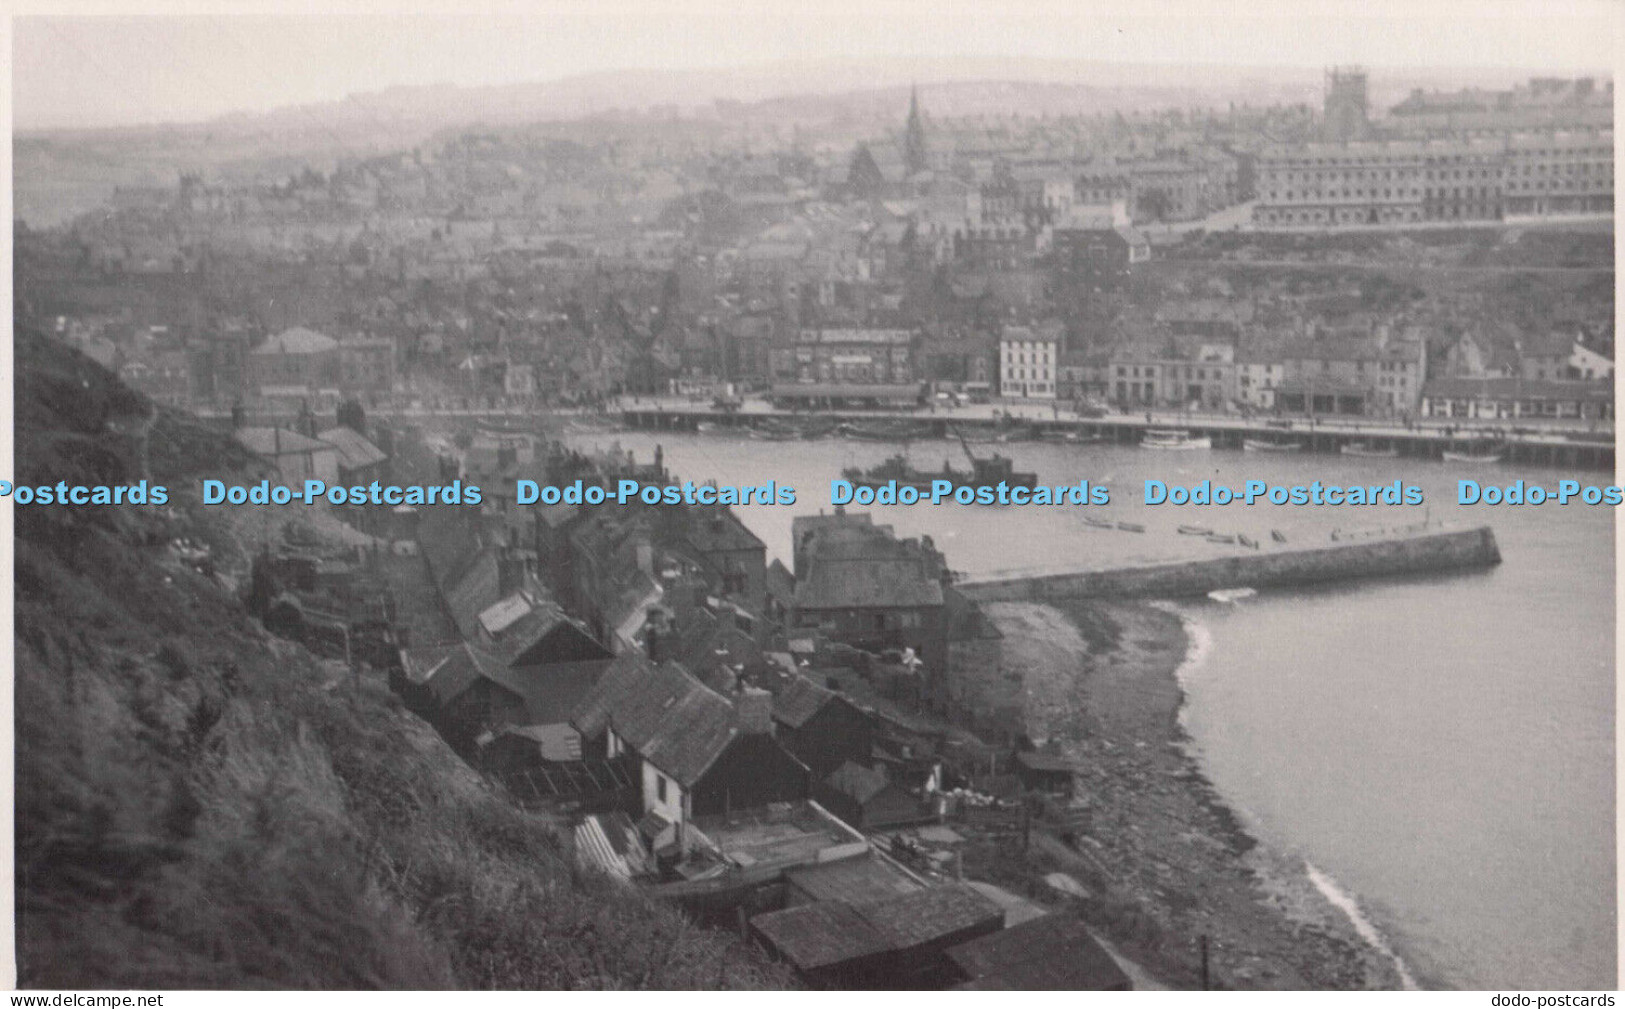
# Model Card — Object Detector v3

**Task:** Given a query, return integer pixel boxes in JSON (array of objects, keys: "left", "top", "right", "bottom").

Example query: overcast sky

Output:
[{"left": 13, "top": 0, "right": 1621, "bottom": 131}]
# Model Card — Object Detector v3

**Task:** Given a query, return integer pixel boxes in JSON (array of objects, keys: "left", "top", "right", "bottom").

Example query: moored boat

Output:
[
  {"left": 1341, "top": 440, "right": 1399, "bottom": 458},
  {"left": 841, "top": 419, "right": 934, "bottom": 442},
  {"left": 1178, "top": 524, "right": 1214, "bottom": 536},
  {"left": 1142, "top": 428, "right": 1211, "bottom": 450},
  {"left": 1082, "top": 515, "right": 1115, "bottom": 529},
  {"left": 1116, "top": 521, "right": 1146, "bottom": 533},
  {"left": 1243, "top": 437, "right": 1303, "bottom": 452},
  {"left": 1442, "top": 445, "right": 1507, "bottom": 464}
]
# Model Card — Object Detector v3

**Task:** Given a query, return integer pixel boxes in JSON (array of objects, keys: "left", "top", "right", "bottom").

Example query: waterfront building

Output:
[
  {"left": 998, "top": 326, "right": 1057, "bottom": 399},
  {"left": 1419, "top": 377, "right": 1614, "bottom": 421},
  {"left": 1105, "top": 347, "right": 1236, "bottom": 411},
  {"left": 1235, "top": 356, "right": 1287, "bottom": 410},
  {"left": 1278, "top": 336, "right": 1427, "bottom": 416},
  {"left": 776, "top": 328, "right": 918, "bottom": 386}
]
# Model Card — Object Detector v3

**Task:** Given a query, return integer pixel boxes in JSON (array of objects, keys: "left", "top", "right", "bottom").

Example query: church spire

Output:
[{"left": 903, "top": 84, "right": 928, "bottom": 177}]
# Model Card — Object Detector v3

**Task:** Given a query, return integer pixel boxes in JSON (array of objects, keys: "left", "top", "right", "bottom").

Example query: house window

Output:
[{"left": 657, "top": 774, "right": 668, "bottom": 804}]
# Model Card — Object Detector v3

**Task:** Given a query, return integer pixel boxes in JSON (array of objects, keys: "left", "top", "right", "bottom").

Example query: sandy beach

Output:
[{"left": 965, "top": 599, "right": 1407, "bottom": 990}]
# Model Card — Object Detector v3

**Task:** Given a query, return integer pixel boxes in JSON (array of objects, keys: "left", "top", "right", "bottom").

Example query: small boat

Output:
[
  {"left": 1142, "top": 428, "right": 1211, "bottom": 451},
  {"left": 1237, "top": 534, "right": 1259, "bottom": 550},
  {"left": 1270, "top": 530, "right": 1288, "bottom": 544},
  {"left": 1116, "top": 521, "right": 1146, "bottom": 533},
  {"left": 1243, "top": 438, "right": 1303, "bottom": 452},
  {"left": 750, "top": 425, "right": 802, "bottom": 441},
  {"left": 1207, "top": 587, "right": 1258, "bottom": 603},
  {"left": 1082, "top": 516, "right": 1115, "bottom": 529},
  {"left": 1206, "top": 533, "right": 1237, "bottom": 545},
  {"left": 1178, "top": 524, "right": 1214, "bottom": 536},
  {"left": 842, "top": 420, "right": 933, "bottom": 442},
  {"left": 1341, "top": 440, "right": 1398, "bottom": 459},
  {"left": 1443, "top": 446, "right": 1506, "bottom": 464}
]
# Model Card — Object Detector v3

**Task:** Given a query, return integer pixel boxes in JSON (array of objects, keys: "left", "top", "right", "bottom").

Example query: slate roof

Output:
[
  {"left": 417, "top": 507, "right": 485, "bottom": 598},
  {"left": 859, "top": 884, "right": 1002, "bottom": 950},
  {"left": 772, "top": 674, "right": 839, "bottom": 729},
  {"left": 945, "top": 914, "right": 1131, "bottom": 990},
  {"left": 490, "top": 658, "right": 615, "bottom": 726},
  {"left": 570, "top": 655, "right": 740, "bottom": 788},
  {"left": 476, "top": 591, "right": 599, "bottom": 667},
  {"left": 751, "top": 883, "right": 1001, "bottom": 971},
  {"left": 571, "top": 651, "right": 659, "bottom": 738},
  {"left": 785, "top": 853, "right": 924, "bottom": 905},
  {"left": 400, "top": 641, "right": 490, "bottom": 707},
  {"left": 234, "top": 427, "right": 335, "bottom": 458},
  {"left": 750, "top": 901, "right": 892, "bottom": 970},
  {"left": 679, "top": 507, "right": 766, "bottom": 556},
  {"left": 442, "top": 553, "right": 501, "bottom": 641},
  {"left": 318, "top": 425, "right": 387, "bottom": 470},
  {"left": 795, "top": 557, "right": 943, "bottom": 610}
]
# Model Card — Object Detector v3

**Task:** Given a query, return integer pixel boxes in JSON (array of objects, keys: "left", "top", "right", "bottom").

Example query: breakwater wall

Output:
[{"left": 955, "top": 526, "right": 1501, "bottom": 602}]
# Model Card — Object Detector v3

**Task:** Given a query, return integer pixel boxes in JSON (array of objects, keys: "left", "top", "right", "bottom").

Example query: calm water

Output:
[{"left": 567, "top": 429, "right": 1616, "bottom": 989}]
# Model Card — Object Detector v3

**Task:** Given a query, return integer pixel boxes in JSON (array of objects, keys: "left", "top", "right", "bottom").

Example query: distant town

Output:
[{"left": 16, "top": 69, "right": 1614, "bottom": 434}]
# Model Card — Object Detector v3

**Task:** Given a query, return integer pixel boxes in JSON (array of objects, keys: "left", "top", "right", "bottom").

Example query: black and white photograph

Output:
[{"left": 7, "top": 1, "right": 1619, "bottom": 993}]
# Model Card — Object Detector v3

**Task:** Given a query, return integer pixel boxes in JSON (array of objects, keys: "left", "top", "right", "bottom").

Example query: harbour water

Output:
[{"left": 565, "top": 428, "right": 1616, "bottom": 989}]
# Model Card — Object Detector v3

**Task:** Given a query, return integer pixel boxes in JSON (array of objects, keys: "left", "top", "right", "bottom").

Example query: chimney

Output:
[
  {"left": 736, "top": 687, "right": 773, "bottom": 735},
  {"left": 497, "top": 549, "right": 526, "bottom": 597}
]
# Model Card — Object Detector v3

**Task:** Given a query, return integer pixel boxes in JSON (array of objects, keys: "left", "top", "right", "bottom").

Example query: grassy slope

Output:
[{"left": 12, "top": 328, "right": 792, "bottom": 989}]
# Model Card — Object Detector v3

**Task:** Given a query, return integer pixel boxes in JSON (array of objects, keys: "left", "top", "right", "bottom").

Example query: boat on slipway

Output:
[{"left": 1142, "top": 428, "right": 1211, "bottom": 451}]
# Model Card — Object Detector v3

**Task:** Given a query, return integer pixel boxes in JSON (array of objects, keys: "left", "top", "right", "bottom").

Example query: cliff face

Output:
[{"left": 13, "top": 328, "right": 791, "bottom": 989}]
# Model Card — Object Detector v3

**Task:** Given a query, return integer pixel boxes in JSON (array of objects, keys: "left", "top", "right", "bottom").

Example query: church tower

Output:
[{"left": 903, "top": 85, "right": 929, "bottom": 177}]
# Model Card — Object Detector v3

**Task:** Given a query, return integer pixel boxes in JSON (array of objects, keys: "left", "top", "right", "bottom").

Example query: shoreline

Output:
[
  {"left": 1152, "top": 600, "right": 1422, "bottom": 991},
  {"left": 972, "top": 598, "right": 1409, "bottom": 990}
]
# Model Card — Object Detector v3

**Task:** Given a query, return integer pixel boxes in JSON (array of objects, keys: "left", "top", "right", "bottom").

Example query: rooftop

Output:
[
  {"left": 254, "top": 326, "right": 338, "bottom": 355},
  {"left": 694, "top": 801, "right": 865, "bottom": 872},
  {"left": 945, "top": 913, "right": 1132, "bottom": 990},
  {"left": 234, "top": 426, "right": 335, "bottom": 457},
  {"left": 795, "top": 557, "right": 944, "bottom": 611}
]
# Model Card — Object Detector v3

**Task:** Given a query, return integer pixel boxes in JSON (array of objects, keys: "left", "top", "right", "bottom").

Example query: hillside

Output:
[{"left": 11, "top": 327, "right": 793, "bottom": 989}]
